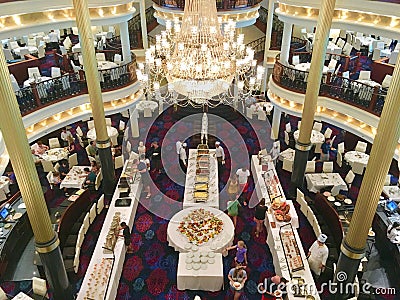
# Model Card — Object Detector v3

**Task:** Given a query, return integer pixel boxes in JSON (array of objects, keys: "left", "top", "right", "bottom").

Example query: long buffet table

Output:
[
  {"left": 251, "top": 156, "right": 320, "bottom": 299},
  {"left": 77, "top": 153, "right": 142, "bottom": 300},
  {"left": 183, "top": 149, "right": 219, "bottom": 209}
]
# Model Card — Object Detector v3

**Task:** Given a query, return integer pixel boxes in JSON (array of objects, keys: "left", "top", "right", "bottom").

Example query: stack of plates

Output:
[
  {"left": 344, "top": 198, "right": 352, "bottom": 205},
  {"left": 334, "top": 202, "right": 341, "bottom": 207},
  {"left": 327, "top": 196, "right": 335, "bottom": 202}
]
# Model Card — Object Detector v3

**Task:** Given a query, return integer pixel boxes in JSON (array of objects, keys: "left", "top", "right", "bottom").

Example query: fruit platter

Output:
[
  {"left": 271, "top": 198, "right": 292, "bottom": 223},
  {"left": 178, "top": 208, "right": 223, "bottom": 245}
]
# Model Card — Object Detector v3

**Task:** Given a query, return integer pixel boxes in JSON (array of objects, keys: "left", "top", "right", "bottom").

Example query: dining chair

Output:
[
  {"left": 284, "top": 131, "right": 290, "bottom": 146},
  {"left": 246, "top": 106, "right": 254, "bottom": 119},
  {"left": 87, "top": 120, "right": 95, "bottom": 130},
  {"left": 337, "top": 142, "right": 345, "bottom": 154},
  {"left": 28, "top": 67, "right": 41, "bottom": 79},
  {"left": 76, "top": 126, "right": 84, "bottom": 137},
  {"left": 313, "top": 122, "right": 323, "bottom": 132},
  {"left": 48, "top": 137, "right": 61, "bottom": 149},
  {"left": 126, "top": 141, "right": 132, "bottom": 153},
  {"left": 38, "top": 44, "right": 45, "bottom": 59},
  {"left": 358, "top": 71, "right": 371, "bottom": 81},
  {"left": 285, "top": 122, "right": 292, "bottom": 133},
  {"left": 89, "top": 203, "right": 97, "bottom": 224},
  {"left": 324, "top": 128, "right": 333, "bottom": 139},
  {"left": 339, "top": 29, "right": 347, "bottom": 39},
  {"left": 384, "top": 174, "right": 391, "bottom": 186},
  {"left": 336, "top": 38, "right": 345, "bottom": 48},
  {"left": 292, "top": 55, "right": 300, "bottom": 65},
  {"left": 119, "top": 120, "right": 125, "bottom": 131},
  {"left": 114, "top": 155, "right": 124, "bottom": 169},
  {"left": 282, "top": 158, "right": 293, "bottom": 172},
  {"left": 257, "top": 110, "right": 266, "bottom": 121},
  {"left": 327, "top": 59, "right": 337, "bottom": 73},
  {"left": 144, "top": 107, "right": 152, "bottom": 118},
  {"left": 345, "top": 170, "right": 356, "bottom": 186},
  {"left": 382, "top": 74, "right": 392, "bottom": 89},
  {"left": 388, "top": 50, "right": 399, "bottom": 65},
  {"left": 372, "top": 48, "right": 382, "bottom": 61},
  {"left": 42, "top": 160, "right": 55, "bottom": 173},
  {"left": 96, "top": 52, "right": 106, "bottom": 61},
  {"left": 10, "top": 74, "right": 20, "bottom": 92},
  {"left": 331, "top": 185, "right": 341, "bottom": 196},
  {"left": 73, "top": 246, "right": 81, "bottom": 274},
  {"left": 323, "top": 161, "right": 334, "bottom": 173},
  {"left": 3, "top": 48, "right": 14, "bottom": 61},
  {"left": 105, "top": 117, "right": 112, "bottom": 126},
  {"left": 68, "top": 153, "right": 78, "bottom": 167},
  {"left": 51, "top": 67, "right": 61, "bottom": 78},
  {"left": 297, "top": 121, "right": 301, "bottom": 130},
  {"left": 305, "top": 161, "right": 315, "bottom": 173},
  {"left": 32, "top": 277, "right": 48, "bottom": 298},
  {"left": 296, "top": 188, "right": 304, "bottom": 204},
  {"left": 353, "top": 38, "right": 361, "bottom": 51},
  {"left": 95, "top": 170, "right": 103, "bottom": 191},
  {"left": 97, "top": 195, "right": 105, "bottom": 214},
  {"left": 110, "top": 135, "right": 118, "bottom": 147},
  {"left": 59, "top": 45, "right": 67, "bottom": 55},
  {"left": 9, "top": 41, "right": 19, "bottom": 49},
  {"left": 114, "top": 53, "right": 122, "bottom": 65},
  {"left": 355, "top": 141, "right": 368, "bottom": 153},
  {"left": 352, "top": 161, "right": 365, "bottom": 175},
  {"left": 46, "top": 172, "right": 54, "bottom": 188}
]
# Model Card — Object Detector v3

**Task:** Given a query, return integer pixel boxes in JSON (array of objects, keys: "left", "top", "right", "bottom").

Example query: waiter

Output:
[
  {"left": 307, "top": 234, "right": 329, "bottom": 279},
  {"left": 215, "top": 141, "right": 225, "bottom": 176},
  {"left": 179, "top": 143, "right": 188, "bottom": 173}
]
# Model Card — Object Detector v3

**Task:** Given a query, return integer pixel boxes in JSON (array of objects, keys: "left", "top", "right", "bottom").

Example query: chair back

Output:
[
  {"left": 89, "top": 203, "right": 97, "bottom": 224},
  {"left": 51, "top": 67, "right": 61, "bottom": 78},
  {"left": 345, "top": 170, "right": 355, "bottom": 184},
  {"left": 49, "top": 137, "right": 60, "bottom": 149},
  {"left": 388, "top": 50, "right": 399, "bottom": 65},
  {"left": 97, "top": 194, "right": 105, "bottom": 214},
  {"left": 352, "top": 161, "right": 365, "bottom": 175},
  {"left": 359, "top": 71, "right": 371, "bottom": 81},
  {"left": 3, "top": 48, "right": 14, "bottom": 60},
  {"left": 105, "top": 118, "right": 112, "bottom": 126},
  {"left": 38, "top": 45, "right": 45, "bottom": 58},
  {"left": 355, "top": 141, "right": 367, "bottom": 153},
  {"left": 144, "top": 107, "right": 152, "bottom": 118},
  {"left": 284, "top": 131, "right": 290, "bottom": 146},
  {"left": 114, "top": 54, "right": 122, "bottom": 64},
  {"left": 28, "top": 67, "right": 40, "bottom": 79},
  {"left": 114, "top": 155, "right": 124, "bottom": 169},
  {"left": 42, "top": 160, "right": 55, "bottom": 173},
  {"left": 68, "top": 153, "right": 78, "bottom": 167},
  {"left": 305, "top": 161, "right": 315, "bottom": 173},
  {"left": 95, "top": 170, "right": 103, "bottom": 190},
  {"left": 32, "top": 277, "right": 47, "bottom": 296},
  {"left": 336, "top": 151, "right": 343, "bottom": 168},
  {"left": 292, "top": 55, "right": 300, "bottom": 65},
  {"left": 313, "top": 122, "right": 323, "bottom": 132},
  {"left": 324, "top": 128, "right": 332, "bottom": 139},
  {"left": 10, "top": 41, "right": 19, "bottom": 49},
  {"left": 126, "top": 141, "right": 132, "bottom": 153},
  {"left": 342, "top": 71, "right": 350, "bottom": 79},
  {"left": 60, "top": 45, "right": 67, "bottom": 55},
  {"left": 54, "top": 163, "right": 60, "bottom": 172},
  {"left": 285, "top": 122, "right": 291, "bottom": 133},
  {"left": 46, "top": 172, "right": 54, "bottom": 188},
  {"left": 384, "top": 174, "right": 391, "bottom": 186},
  {"left": 78, "top": 55, "right": 84, "bottom": 65},
  {"left": 336, "top": 38, "right": 345, "bottom": 48},
  {"left": 96, "top": 52, "right": 106, "bottom": 61},
  {"left": 337, "top": 142, "right": 345, "bottom": 154},
  {"left": 119, "top": 120, "right": 125, "bottom": 131},
  {"left": 323, "top": 161, "right": 334, "bottom": 173},
  {"left": 382, "top": 74, "right": 392, "bottom": 89},
  {"left": 282, "top": 158, "right": 293, "bottom": 172},
  {"left": 76, "top": 126, "right": 84, "bottom": 137},
  {"left": 342, "top": 43, "right": 353, "bottom": 56},
  {"left": 88, "top": 120, "right": 95, "bottom": 130},
  {"left": 257, "top": 110, "right": 266, "bottom": 121},
  {"left": 0, "top": 287, "right": 7, "bottom": 300},
  {"left": 19, "top": 48, "right": 30, "bottom": 59},
  {"left": 110, "top": 135, "right": 118, "bottom": 147},
  {"left": 372, "top": 48, "right": 382, "bottom": 60},
  {"left": 331, "top": 185, "right": 341, "bottom": 196}
]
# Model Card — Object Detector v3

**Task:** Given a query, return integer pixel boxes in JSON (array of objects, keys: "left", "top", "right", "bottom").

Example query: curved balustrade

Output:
[
  {"left": 152, "top": 0, "right": 262, "bottom": 10},
  {"left": 16, "top": 58, "right": 137, "bottom": 116},
  {"left": 272, "top": 56, "right": 387, "bottom": 116}
]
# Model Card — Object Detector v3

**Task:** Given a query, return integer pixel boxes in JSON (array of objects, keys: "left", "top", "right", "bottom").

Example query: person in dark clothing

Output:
[
  {"left": 58, "top": 160, "right": 69, "bottom": 180},
  {"left": 119, "top": 222, "right": 133, "bottom": 253},
  {"left": 148, "top": 141, "right": 162, "bottom": 174},
  {"left": 320, "top": 138, "right": 335, "bottom": 162},
  {"left": 138, "top": 155, "right": 151, "bottom": 198},
  {"left": 254, "top": 198, "right": 268, "bottom": 238},
  {"left": 259, "top": 275, "right": 288, "bottom": 300}
]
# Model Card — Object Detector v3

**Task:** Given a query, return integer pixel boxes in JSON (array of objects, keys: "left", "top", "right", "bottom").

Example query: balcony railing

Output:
[
  {"left": 16, "top": 58, "right": 137, "bottom": 117},
  {"left": 272, "top": 55, "right": 387, "bottom": 116},
  {"left": 152, "top": 0, "right": 262, "bottom": 10}
]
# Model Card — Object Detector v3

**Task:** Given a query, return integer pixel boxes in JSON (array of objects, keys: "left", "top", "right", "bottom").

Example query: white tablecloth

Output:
[
  {"left": 294, "top": 63, "right": 329, "bottom": 74},
  {"left": 344, "top": 151, "right": 370, "bottom": 168},
  {"left": 87, "top": 126, "right": 118, "bottom": 141},
  {"left": 136, "top": 100, "right": 159, "bottom": 112},
  {"left": 72, "top": 41, "right": 97, "bottom": 52},
  {"left": 0, "top": 176, "right": 10, "bottom": 201},
  {"left": 167, "top": 207, "right": 234, "bottom": 253},
  {"left": 98, "top": 61, "right": 118, "bottom": 70},
  {"left": 23, "top": 76, "right": 52, "bottom": 88},
  {"left": 177, "top": 253, "right": 223, "bottom": 291},
  {"left": 383, "top": 186, "right": 400, "bottom": 201},
  {"left": 327, "top": 42, "right": 342, "bottom": 55},
  {"left": 293, "top": 129, "right": 325, "bottom": 145},
  {"left": 184, "top": 150, "right": 219, "bottom": 209},
  {"left": 40, "top": 148, "right": 69, "bottom": 162},
  {"left": 77, "top": 155, "right": 142, "bottom": 300},
  {"left": 278, "top": 148, "right": 295, "bottom": 162},
  {"left": 357, "top": 36, "right": 375, "bottom": 47},
  {"left": 356, "top": 79, "right": 381, "bottom": 88},
  {"left": 12, "top": 292, "right": 33, "bottom": 300},
  {"left": 13, "top": 46, "right": 38, "bottom": 55},
  {"left": 60, "top": 166, "right": 88, "bottom": 189},
  {"left": 305, "top": 173, "right": 348, "bottom": 193}
]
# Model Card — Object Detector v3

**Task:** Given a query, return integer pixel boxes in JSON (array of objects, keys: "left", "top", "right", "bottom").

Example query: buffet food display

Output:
[
  {"left": 103, "top": 212, "right": 121, "bottom": 252},
  {"left": 83, "top": 258, "right": 113, "bottom": 299},
  {"left": 193, "top": 145, "right": 211, "bottom": 202},
  {"left": 178, "top": 208, "right": 223, "bottom": 245},
  {"left": 264, "top": 169, "right": 283, "bottom": 202},
  {"left": 271, "top": 198, "right": 292, "bottom": 223},
  {"left": 279, "top": 224, "right": 305, "bottom": 274}
]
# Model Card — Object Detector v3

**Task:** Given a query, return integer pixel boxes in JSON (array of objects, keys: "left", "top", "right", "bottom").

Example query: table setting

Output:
[
  {"left": 305, "top": 173, "right": 348, "bottom": 193},
  {"left": 279, "top": 148, "right": 295, "bottom": 162},
  {"left": 13, "top": 46, "right": 38, "bottom": 56},
  {"left": 40, "top": 148, "right": 69, "bottom": 162},
  {"left": 383, "top": 186, "right": 400, "bottom": 201},
  {"left": 60, "top": 166, "right": 88, "bottom": 189},
  {"left": 87, "top": 126, "right": 118, "bottom": 141},
  {"left": 344, "top": 151, "right": 369, "bottom": 167},
  {"left": 23, "top": 76, "right": 52, "bottom": 88},
  {"left": 293, "top": 130, "right": 325, "bottom": 145},
  {"left": 294, "top": 63, "right": 330, "bottom": 74}
]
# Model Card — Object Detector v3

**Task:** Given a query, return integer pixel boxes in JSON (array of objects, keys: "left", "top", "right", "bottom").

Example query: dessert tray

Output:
[
  {"left": 271, "top": 199, "right": 291, "bottom": 223},
  {"left": 279, "top": 224, "right": 304, "bottom": 275},
  {"left": 178, "top": 208, "right": 223, "bottom": 245}
]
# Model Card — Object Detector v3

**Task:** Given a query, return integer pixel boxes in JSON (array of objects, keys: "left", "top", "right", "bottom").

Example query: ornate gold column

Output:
[
  {"left": 73, "top": 0, "right": 115, "bottom": 195},
  {"left": 334, "top": 49, "right": 400, "bottom": 298},
  {"left": 0, "top": 47, "right": 73, "bottom": 299},
  {"left": 291, "top": 0, "right": 336, "bottom": 191}
]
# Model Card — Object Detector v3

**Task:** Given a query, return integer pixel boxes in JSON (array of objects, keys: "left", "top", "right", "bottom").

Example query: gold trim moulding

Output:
[
  {"left": 0, "top": 2, "right": 134, "bottom": 30},
  {"left": 36, "top": 238, "right": 60, "bottom": 254}
]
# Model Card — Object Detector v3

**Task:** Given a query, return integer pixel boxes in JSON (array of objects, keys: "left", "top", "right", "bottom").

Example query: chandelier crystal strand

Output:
[{"left": 136, "top": 0, "right": 265, "bottom": 107}]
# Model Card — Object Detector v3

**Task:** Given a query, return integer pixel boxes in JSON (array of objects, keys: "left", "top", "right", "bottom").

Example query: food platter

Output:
[{"left": 279, "top": 224, "right": 304, "bottom": 274}]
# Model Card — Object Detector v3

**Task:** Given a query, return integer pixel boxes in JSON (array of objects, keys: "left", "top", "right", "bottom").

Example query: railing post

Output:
[
  {"left": 344, "top": 56, "right": 350, "bottom": 71},
  {"left": 368, "top": 85, "right": 380, "bottom": 113},
  {"left": 30, "top": 84, "right": 42, "bottom": 107}
]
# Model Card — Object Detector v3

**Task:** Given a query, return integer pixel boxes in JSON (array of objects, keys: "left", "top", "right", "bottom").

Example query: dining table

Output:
[
  {"left": 97, "top": 61, "right": 118, "bottom": 70},
  {"left": 278, "top": 148, "right": 295, "bottom": 162},
  {"left": 13, "top": 46, "right": 38, "bottom": 56},
  {"left": 12, "top": 292, "right": 33, "bottom": 300},
  {"left": 39, "top": 148, "right": 69, "bottom": 162},
  {"left": 305, "top": 173, "right": 348, "bottom": 193},
  {"left": 294, "top": 62, "right": 330, "bottom": 74},
  {"left": 60, "top": 166, "right": 88, "bottom": 189},
  {"left": 383, "top": 186, "right": 400, "bottom": 201},
  {"left": 87, "top": 126, "right": 118, "bottom": 141},
  {"left": 344, "top": 151, "right": 370, "bottom": 168},
  {"left": 356, "top": 79, "right": 381, "bottom": 88},
  {"left": 72, "top": 41, "right": 97, "bottom": 53},
  {"left": 293, "top": 129, "right": 325, "bottom": 145},
  {"left": 23, "top": 76, "right": 52, "bottom": 88}
]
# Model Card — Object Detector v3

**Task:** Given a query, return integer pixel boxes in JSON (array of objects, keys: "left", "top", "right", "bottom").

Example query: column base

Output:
[
  {"left": 332, "top": 240, "right": 364, "bottom": 299},
  {"left": 36, "top": 234, "right": 74, "bottom": 300},
  {"left": 290, "top": 141, "right": 311, "bottom": 196},
  {"left": 97, "top": 138, "right": 116, "bottom": 196}
]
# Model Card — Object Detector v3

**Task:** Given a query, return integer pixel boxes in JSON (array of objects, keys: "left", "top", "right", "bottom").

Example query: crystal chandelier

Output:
[{"left": 136, "top": 0, "right": 265, "bottom": 108}]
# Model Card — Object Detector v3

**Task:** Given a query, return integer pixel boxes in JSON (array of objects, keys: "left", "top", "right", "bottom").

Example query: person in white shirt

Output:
[
  {"left": 176, "top": 141, "right": 182, "bottom": 156},
  {"left": 137, "top": 141, "right": 146, "bottom": 157},
  {"left": 270, "top": 142, "right": 280, "bottom": 166},
  {"left": 60, "top": 128, "right": 72, "bottom": 147},
  {"left": 236, "top": 167, "right": 250, "bottom": 197},
  {"left": 179, "top": 143, "right": 187, "bottom": 173},
  {"left": 215, "top": 141, "right": 225, "bottom": 176},
  {"left": 48, "top": 30, "right": 59, "bottom": 50},
  {"left": 307, "top": 234, "right": 329, "bottom": 278}
]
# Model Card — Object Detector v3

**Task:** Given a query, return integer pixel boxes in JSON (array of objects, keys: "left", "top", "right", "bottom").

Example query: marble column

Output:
[
  {"left": 334, "top": 43, "right": 400, "bottom": 299},
  {"left": 261, "top": 0, "right": 275, "bottom": 92},
  {"left": 271, "top": 106, "right": 281, "bottom": 140},
  {"left": 73, "top": 0, "right": 115, "bottom": 195},
  {"left": 291, "top": 0, "right": 335, "bottom": 192},
  {"left": 130, "top": 109, "right": 140, "bottom": 138},
  {"left": 119, "top": 21, "right": 132, "bottom": 62},
  {"left": 0, "top": 45, "right": 73, "bottom": 300},
  {"left": 279, "top": 21, "right": 293, "bottom": 64},
  {"left": 139, "top": 0, "right": 148, "bottom": 49}
]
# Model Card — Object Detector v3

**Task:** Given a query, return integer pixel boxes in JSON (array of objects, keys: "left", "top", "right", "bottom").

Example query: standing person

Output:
[
  {"left": 236, "top": 167, "right": 250, "bottom": 195},
  {"left": 176, "top": 140, "right": 182, "bottom": 158},
  {"left": 320, "top": 139, "right": 334, "bottom": 162},
  {"left": 58, "top": 160, "right": 69, "bottom": 180},
  {"left": 269, "top": 142, "right": 280, "bottom": 166},
  {"left": 254, "top": 198, "right": 267, "bottom": 237},
  {"left": 148, "top": 141, "right": 162, "bottom": 174},
  {"left": 226, "top": 176, "right": 239, "bottom": 201},
  {"left": 138, "top": 155, "right": 151, "bottom": 198},
  {"left": 259, "top": 275, "right": 288, "bottom": 299},
  {"left": 228, "top": 266, "right": 247, "bottom": 300},
  {"left": 48, "top": 30, "right": 60, "bottom": 50},
  {"left": 307, "top": 234, "right": 329, "bottom": 279},
  {"left": 227, "top": 197, "right": 241, "bottom": 228},
  {"left": 215, "top": 141, "right": 225, "bottom": 175},
  {"left": 226, "top": 240, "right": 248, "bottom": 267},
  {"left": 179, "top": 143, "right": 188, "bottom": 173},
  {"left": 60, "top": 128, "right": 73, "bottom": 147},
  {"left": 119, "top": 222, "right": 133, "bottom": 253},
  {"left": 137, "top": 141, "right": 146, "bottom": 157}
]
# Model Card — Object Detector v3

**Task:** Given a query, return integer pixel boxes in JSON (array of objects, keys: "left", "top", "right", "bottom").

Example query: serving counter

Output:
[
  {"left": 77, "top": 153, "right": 142, "bottom": 300},
  {"left": 251, "top": 156, "right": 319, "bottom": 299}
]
